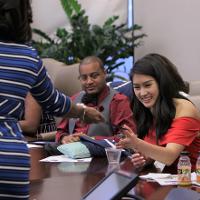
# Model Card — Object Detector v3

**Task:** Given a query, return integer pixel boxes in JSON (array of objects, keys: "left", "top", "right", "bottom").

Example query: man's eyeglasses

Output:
[{"left": 78, "top": 71, "right": 101, "bottom": 81}]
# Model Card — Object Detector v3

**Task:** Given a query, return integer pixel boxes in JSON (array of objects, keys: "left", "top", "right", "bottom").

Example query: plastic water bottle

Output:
[
  {"left": 177, "top": 151, "right": 192, "bottom": 186},
  {"left": 196, "top": 151, "right": 200, "bottom": 183}
]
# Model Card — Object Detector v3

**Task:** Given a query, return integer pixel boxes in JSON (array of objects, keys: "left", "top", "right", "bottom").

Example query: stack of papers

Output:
[
  {"left": 40, "top": 155, "right": 92, "bottom": 163},
  {"left": 140, "top": 172, "right": 200, "bottom": 186}
]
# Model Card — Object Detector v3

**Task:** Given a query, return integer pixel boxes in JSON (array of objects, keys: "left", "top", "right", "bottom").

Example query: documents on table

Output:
[
  {"left": 27, "top": 143, "right": 43, "bottom": 148},
  {"left": 154, "top": 161, "right": 165, "bottom": 172},
  {"left": 40, "top": 155, "right": 92, "bottom": 163},
  {"left": 140, "top": 172, "right": 200, "bottom": 186}
]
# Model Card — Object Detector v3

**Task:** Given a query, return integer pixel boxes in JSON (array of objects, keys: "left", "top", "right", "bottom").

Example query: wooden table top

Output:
[{"left": 28, "top": 145, "right": 200, "bottom": 200}]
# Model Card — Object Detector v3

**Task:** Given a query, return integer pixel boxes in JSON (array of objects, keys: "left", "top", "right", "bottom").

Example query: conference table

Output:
[{"left": 28, "top": 145, "right": 199, "bottom": 200}]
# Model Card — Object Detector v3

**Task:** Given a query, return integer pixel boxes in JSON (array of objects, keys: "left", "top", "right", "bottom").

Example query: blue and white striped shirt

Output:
[{"left": 0, "top": 41, "right": 71, "bottom": 199}]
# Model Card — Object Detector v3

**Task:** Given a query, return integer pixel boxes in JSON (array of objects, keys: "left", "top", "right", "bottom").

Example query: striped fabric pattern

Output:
[
  {"left": 37, "top": 113, "right": 57, "bottom": 134},
  {"left": 0, "top": 42, "right": 71, "bottom": 199}
]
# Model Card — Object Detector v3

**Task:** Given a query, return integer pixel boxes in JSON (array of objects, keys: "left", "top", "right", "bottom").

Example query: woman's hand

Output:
[
  {"left": 116, "top": 124, "right": 138, "bottom": 150},
  {"left": 130, "top": 153, "right": 146, "bottom": 168}
]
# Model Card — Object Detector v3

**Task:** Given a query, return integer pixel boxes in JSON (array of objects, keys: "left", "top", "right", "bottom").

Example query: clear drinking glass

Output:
[{"left": 105, "top": 147, "right": 122, "bottom": 164}]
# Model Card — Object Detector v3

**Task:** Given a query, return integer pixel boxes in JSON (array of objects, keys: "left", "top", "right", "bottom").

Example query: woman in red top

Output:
[{"left": 117, "top": 53, "right": 200, "bottom": 173}]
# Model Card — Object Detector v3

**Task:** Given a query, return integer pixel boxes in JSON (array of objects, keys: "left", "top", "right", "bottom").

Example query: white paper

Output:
[
  {"left": 154, "top": 175, "right": 178, "bottom": 186},
  {"left": 39, "top": 155, "right": 92, "bottom": 163},
  {"left": 104, "top": 139, "right": 116, "bottom": 148},
  {"left": 27, "top": 144, "right": 43, "bottom": 148},
  {"left": 103, "top": 139, "right": 128, "bottom": 154},
  {"left": 140, "top": 173, "right": 172, "bottom": 180},
  {"left": 154, "top": 161, "right": 166, "bottom": 172},
  {"left": 30, "top": 141, "right": 47, "bottom": 145},
  {"left": 140, "top": 172, "right": 200, "bottom": 186},
  {"left": 192, "top": 173, "right": 200, "bottom": 187}
]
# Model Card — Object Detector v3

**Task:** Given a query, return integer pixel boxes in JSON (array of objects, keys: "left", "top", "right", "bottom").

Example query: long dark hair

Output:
[
  {"left": 130, "top": 53, "right": 188, "bottom": 142},
  {"left": 0, "top": 0, "right": 32, "bottom": 43}
]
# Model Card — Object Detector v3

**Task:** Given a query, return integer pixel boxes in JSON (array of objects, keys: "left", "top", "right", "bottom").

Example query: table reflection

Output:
[
  {"left": 29, "top": 145, "right": 50, "bottom": 181},
  {"left": 29, "top": 149, "right": 200, "bottom": 200}
]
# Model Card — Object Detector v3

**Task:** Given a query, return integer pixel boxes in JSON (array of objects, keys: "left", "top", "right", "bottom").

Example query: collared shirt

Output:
[{"left": 56, "top": 85, "right": 136, "bottom": 143}]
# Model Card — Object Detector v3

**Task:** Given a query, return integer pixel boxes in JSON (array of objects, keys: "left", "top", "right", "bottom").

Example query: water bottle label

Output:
[
  {"left": 178, "top": 168, "right": 191, "bottom": 186},
  {"left": 196, "top": 169, "right": 200, "bottom": 174},
  {"left": 196, "top": 168, "right": 200, "bottom": 183}
]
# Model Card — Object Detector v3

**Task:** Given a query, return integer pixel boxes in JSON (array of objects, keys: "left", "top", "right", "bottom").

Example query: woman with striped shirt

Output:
[
  {"left": 0, "top": 1, "right": 104, "bottom": 199},
  {"left": 20, "top": 92, "right": 57, "bottom": 139}
]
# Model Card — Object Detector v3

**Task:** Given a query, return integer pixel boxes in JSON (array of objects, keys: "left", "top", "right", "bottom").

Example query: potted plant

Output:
[{"left": 32, "top": 0, "right": 146, "bottom": 80}]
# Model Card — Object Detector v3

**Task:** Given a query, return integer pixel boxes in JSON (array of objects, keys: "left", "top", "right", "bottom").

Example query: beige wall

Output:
[
  {"left": 31, "top": 1, "right": 200, "bottom": 81},
  {"left": 134, "top": 0, "right": 200, "bottom": 81},
  {"left": 32, "top": 0, "right": 127, "bottom": 35}
]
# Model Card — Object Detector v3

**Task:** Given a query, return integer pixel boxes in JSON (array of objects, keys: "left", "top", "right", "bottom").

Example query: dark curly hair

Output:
[
  {"left": 130, "top": 53, "right": 188, "bottom": 142},
  {"left": 0, "top": 0, "right": 32, "bottom": 43}
]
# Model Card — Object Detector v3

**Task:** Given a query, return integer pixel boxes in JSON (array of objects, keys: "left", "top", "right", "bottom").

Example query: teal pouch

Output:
[{"left": 57, "top": 142, "right": 91, "bottom": 159}]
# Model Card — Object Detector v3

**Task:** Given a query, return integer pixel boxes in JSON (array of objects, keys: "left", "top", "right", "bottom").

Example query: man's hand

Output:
[
  {"left": 65, "top": 102, "right": 105, "bottom": 123},
  {"left": 61, "top": 132, "right": 85, "bottom": 144},
  {"left": 82, "top": 106, "right": 105, "bottom": 124}
]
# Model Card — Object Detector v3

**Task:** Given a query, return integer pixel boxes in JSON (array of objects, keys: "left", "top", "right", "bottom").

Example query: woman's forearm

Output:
[{"left": 135, "top": 139, "right": 184, "bottom": 165}]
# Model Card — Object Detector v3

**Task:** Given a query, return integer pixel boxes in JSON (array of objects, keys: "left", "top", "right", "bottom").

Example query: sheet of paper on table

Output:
[
  {"left": 140, "top": 172, "right": 200, "bottom": 186},
  {"left": 27, "top": 144, "right": 43, "bottom": 148},
  {"left": 40, "top": 155, "right": 92, "bottom": 163}
]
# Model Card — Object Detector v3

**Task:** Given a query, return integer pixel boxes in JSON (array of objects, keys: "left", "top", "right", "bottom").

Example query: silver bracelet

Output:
[
  {"left": 77, "top": 103, "right": 87, "bottom": 121},
  {"left": 82, "top": 107, "right": 86, "bottom": 121}
]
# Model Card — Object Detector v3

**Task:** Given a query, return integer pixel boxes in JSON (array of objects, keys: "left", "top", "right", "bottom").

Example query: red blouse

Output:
[{"left": 145, "top": 117, "right": 200, "bottom": 172}]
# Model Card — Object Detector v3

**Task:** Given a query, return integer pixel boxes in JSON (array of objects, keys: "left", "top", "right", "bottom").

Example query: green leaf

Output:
[
  {"left": 60, "top": 0, "right": 72, "bottom": 18},
  {"left": 60, "top": 0, "right": 81, "bottom": 18},
  {"left": 70, "top": 0, "right": 81, "bottom": 14},
  {"left": 103, "top": 16, "right": 118, "bottom": 27},
  {"left": 32, "top": 1, "right": 146, "bottom": 79},
  {"left": 32, "top": 28, "right": 54, "bottom": 43}
]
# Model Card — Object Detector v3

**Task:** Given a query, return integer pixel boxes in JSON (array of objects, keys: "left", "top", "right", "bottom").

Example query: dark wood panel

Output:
[{"left": 29, "top": 146, "right": 199, "bottom": 200}]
